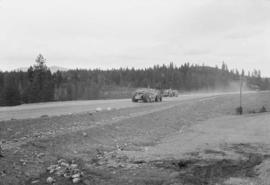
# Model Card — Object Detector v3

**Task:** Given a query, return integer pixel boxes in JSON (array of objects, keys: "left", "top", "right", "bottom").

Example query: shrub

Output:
[
  {"left": 259, "top": 106, "right": 267, "bottom": 113},
  {"left": 236, "top": 106, "right": 243, "bottom": 115}
]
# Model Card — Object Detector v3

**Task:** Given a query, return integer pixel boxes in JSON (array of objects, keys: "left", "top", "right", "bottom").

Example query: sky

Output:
[{"left": 0, "top": 0, "right": 270, "bottom": 76}]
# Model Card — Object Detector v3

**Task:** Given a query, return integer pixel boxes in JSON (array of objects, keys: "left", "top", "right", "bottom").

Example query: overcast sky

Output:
[{"left": 0, "top": 0, "right": 270, "bottom": 76}]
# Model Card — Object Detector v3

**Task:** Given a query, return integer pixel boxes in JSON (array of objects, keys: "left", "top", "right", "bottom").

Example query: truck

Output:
[{"left": 162, "top": 89, "right": 178, "bottom": 97}]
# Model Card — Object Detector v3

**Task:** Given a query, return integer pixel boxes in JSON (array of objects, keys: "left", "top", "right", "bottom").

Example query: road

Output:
[{"left": 0, "top": 92, "right": 244, "bottom": 121}]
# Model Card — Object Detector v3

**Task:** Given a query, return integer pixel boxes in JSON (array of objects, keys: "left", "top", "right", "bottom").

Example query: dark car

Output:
[
  {"left": 163, "top": 89, "right": 178, "bottom": 97},
  {"left": 132, "top": 88, "right": 162, "bottom": 102}
]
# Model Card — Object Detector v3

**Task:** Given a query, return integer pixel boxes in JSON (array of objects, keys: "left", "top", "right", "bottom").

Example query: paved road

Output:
[{"left": 0, "top": 91, "right": 255, "bottom": 121}]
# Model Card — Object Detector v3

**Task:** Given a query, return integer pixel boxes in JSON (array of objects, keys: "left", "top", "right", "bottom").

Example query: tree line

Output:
[{"left": 0, "top": 54, "right": 269, "bottom": 106}]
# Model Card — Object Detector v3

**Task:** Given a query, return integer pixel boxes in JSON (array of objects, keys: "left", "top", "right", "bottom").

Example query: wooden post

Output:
[{"left": 239, "top": 75, "right": 243, "bottom": 114}]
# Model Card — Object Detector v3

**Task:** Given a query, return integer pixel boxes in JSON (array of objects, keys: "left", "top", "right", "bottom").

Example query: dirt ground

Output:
[{"left": 1, "top": 91, "right": 270, "bottom": 185}]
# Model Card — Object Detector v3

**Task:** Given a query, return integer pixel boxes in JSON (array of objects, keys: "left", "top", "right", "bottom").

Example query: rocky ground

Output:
[{"left": 1, "top": 92, "right": 270, "bottom": 185}]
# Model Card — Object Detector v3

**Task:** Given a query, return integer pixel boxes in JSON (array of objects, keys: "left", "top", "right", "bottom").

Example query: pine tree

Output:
[
  {"left": 2, "top": 74, "right": 21, "bottom": 106},
  {"left": 27, "top": 54, "right": 54, "bottom": 102}
]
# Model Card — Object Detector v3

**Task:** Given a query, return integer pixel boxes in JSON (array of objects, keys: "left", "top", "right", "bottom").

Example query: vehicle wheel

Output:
[
  {"left": 160, "top": 97, "right": 162, "bottom": 102},
  {"left": 132, "top": 96, "right": 137, "bottom": 102},
  {"left": 143, "top": 95, "right": 149, "bottom": 103},
  {"left": 155, "top": 96, "right": 158, "bottom": 102}
]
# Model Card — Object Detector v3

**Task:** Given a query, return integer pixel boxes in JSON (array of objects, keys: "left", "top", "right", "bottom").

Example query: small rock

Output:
[
  {"left": 46, "top": 177, "right": 55, "bottom": 184},
  {"left": 1, "top": 170, "right": 6, "bottom": 176},
  {"left": 31, "top": 180, "right": 40, "bottom": 184},
  {"left": 70, "top": 164, "right": 78, "bottom": 169},
  {"left": 38, "top": 159, "right": 44, "bottom": 164},
  {"left": 56, "top": 170, "right": 64, "bottom": 176},
  {"left": 47, "top": 165, "right": 57, "bottom": 171},
  {"left": 14, "top": 131, "right": 20, "bottom": 136},
  {"left": 37, "top": 153, "right": 45, "bottom": 158},
  {"left": 144, "top": 147, "right": 148, "bottom": 151},
  {"left": 83, "top": 179, "right": 91, "bottom": 185},
  {"left": 72, "top": 177, "right": 80, "bottom": 183},
  {"left": 20, "top": 159, "right": 27, "bottom": 165},
  {"left": 83, "top": 132, "right": 88, "bottom": 137},
  {"left": 64, "top": 173, "right": 71, "bottom": 178},
  {"left": 96, "top": 107, "right": 102, "bottom": 112},
  {"left": 21, "top": 136, "right": 27, "bottom": 140},
  {"left": 57, "top": 159, "right": 65, "bottom": 164},
  {"left": 60, "top": 162, "right": 69, "bottom": 167},
  {"left": 55, "top": 166, "right": 61, "bottom": 171},
  {"left": 72, "top": 173, "right": 80, "bottom": 179},
  {"left": 169, "top": 171, "right": 180, "bottom": 178}
]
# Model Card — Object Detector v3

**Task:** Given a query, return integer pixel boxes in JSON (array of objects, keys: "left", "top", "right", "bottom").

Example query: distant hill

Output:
[{"left": 16, "top": 66, "right": 69, "bottom": 73}]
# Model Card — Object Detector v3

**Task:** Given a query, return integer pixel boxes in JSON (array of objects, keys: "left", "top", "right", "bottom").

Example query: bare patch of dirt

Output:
[{"left": 151, "top": 153, "right": 267, "bottom": 185}]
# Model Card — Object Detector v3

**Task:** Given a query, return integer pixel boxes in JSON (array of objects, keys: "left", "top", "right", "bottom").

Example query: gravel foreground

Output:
[{"left": 1, "top": 92, "right": 270, "bottom": 185}]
